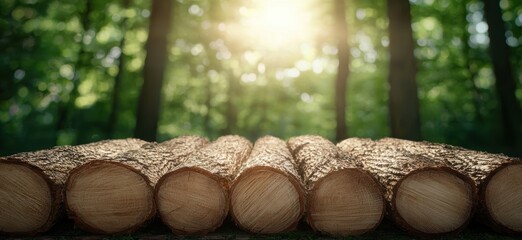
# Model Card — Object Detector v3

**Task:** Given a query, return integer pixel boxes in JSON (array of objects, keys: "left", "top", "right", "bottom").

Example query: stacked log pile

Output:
[
  {"left": 230, "top": 136, "right": 304, "bottom": 233},
  {"left": 0, "top": 139, "right": 146, "bottom": 235},
  {"left": 376, "top": 138, "right": 522, "bottom": 234},
  {"left": 155, "top": 135, "right": 252, "bottom": 234},
  {"left": 65, "top": 136, "right": 208, "bottom": 234},
  {"left": 1, "top": 135, "right": 520, "bottom": 237},
  {"left": 337, "top": 138, "right": 476, "bottom": 236},
  {"left": 287, "top": 135, "right": 384, "bottom": 236}
]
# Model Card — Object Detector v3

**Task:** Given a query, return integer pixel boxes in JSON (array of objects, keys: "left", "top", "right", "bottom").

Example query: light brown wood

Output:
[
  {"left": 230, "top": 136, "right": 304, "bottom": 234},
  {"left": 0, "top": 139, "right": 147, "bottom": 235},
  {"left": 309, "top": 169, "right": 384, "bottom": 236},
  {"left": 377, "top": 137, "right": 522, "bottom": 234},
  {"left": 155, "top": 135, "right": 252, "bottom": 234},
  {"left": 156, "top": 169, "right": 227, "bottom": 234},
  {"left": 337, "top": 138, "right": 475, "bottom": 236},
  {"left": 65, "top": 136, "right": 208, "bottom": 234},
  {"left": 288, "top": 135, "right": 384, "bottom": 236},
  {"left": 484, "top": 164, "right": 522, "bottom": 232},
  {"left": 66, "top": 162, "right": 154, "bottom": 234},
  {"left": 395, "top": 169, "right": 474, "bottom": 234},
  {"left": 0, "top": 163, "right": 52, "bottom": 233},
  {"left": 231, "top": 168, "right": 302, "bottom": 233}
]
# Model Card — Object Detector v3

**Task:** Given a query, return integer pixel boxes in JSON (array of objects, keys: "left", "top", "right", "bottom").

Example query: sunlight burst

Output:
[{"left": 238, "top": 0, "right": 314, "bottom": 49}]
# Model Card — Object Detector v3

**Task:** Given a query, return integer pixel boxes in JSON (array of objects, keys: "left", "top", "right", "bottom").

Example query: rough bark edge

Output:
[
  {"left": 229, "top": 166, "right": 306, "bottom": 233},
  {"left": 154, "top": 166, "right": 229, "bottom": 235},
  {"left": 479, "top": 161, "right": 522, "bottom": 235},
  {"left": 306, "top": 167, "right": 386, "bottom": 236},
  {"left": 0, "top": 159, "right": 63, "bottom": 236},
  {"left": 287, "top": 135, "right": 358, "bottom": 192},
  {"left": 64, "top": 160, "right": 157, "bottom": 235},
  {"left": 382, "top": 138, "right": 521, "bottom": 235},
  {"left": 180, "top": 135, "right": 253, "bottom": 182},
  {"left": 390, "top": 166, "right": 478, "bottom": 237}
]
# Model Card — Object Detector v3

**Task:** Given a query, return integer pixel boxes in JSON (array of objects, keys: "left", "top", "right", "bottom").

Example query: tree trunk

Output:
[
  {"left": 134, "top": 0, "right": 174, "bottom": 141},
  {"left": 287, "top": 135, "right": 384, "bottom": 236},
  {"left": 155, "top": 135, "right": 251, "bottom": 234},
  {"left": 461, "top": 3, "right": 483, "bottom": 123},
  {"left": 337, "top": 138, "right": 475, "bottom": 236},
  {"left": 387, "top": 0, "right": 422, "bottom": 140},
  {"left": 201, "top": 1, "right": 222, "bottom": 138},
  {"left": 379, "top": 137, "right": 522, "bottom": 234},
  {"left": 224, "top": 72, "right": 238, "bottom": 135},
  {"left": 334, "top": 0, "right": 349, "bottom": 142},
  {"left": 230, "top": 136, "right": 304, "bottom": 234},
  {"left": 108, "top": 0, "right": 131, "bottom": 138},
  {"left": 55, "top": 0, "right": 92, "bottom": 144},
  {"left": 482, "top": 0, "right": 522, "bottom": 146},
  {"left": 203, "top": 75, "right": 213, "bottom": 135},
  {"left": 0, "top": 139, "right": 146, "bottom": 235},
  {"left": 66, "top": 136, "right": 207, "bottom": 234}
]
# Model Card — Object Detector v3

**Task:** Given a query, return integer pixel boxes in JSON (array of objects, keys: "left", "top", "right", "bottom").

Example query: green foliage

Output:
[{"left": 0, "top": 0, "right": 521, "bottom": 155}]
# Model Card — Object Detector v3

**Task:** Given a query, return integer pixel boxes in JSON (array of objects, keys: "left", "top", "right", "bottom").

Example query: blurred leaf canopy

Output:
[{"left": 0, "top": 0, "right": 521, "bottom": 155}]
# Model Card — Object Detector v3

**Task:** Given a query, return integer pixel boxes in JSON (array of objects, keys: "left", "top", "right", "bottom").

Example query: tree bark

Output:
[
  {"left": 230, "top": 136, "right": 304, "bottom": 234},
  {"left": 224, "top": 71, "right": 238, "bottom": 135},
  {"left": 334, "top": 0, "right": 349, "bottom": 142},
  {"left": 0, "top": 139, "right": 146, "bottom": 235},
  {"left": 337, "top": 138, "right": 475, "bottom": 236},
  {"left": 201, "top": 1, "right": 222, "bottom": 137},
  {"left": 151, "top": 136, "right": 210, "bottom": 183},
  {"left": 203, "top": 75, "right": 213, "bottom": 135},
  {"left": 387, "top": 0, "right": 422, "bottom": 140},
  {"left": 379, "top": 137, "right": 522, "bottom": 234},
  {"left": 287, "top": 135, "right": 384, "bottom": 236},
  {"left": 155, "top": 135, "right": 251, "bottom": 234},
  {"left": 482, "top": 0, "right": 522, "bottom": 146},
  {"left": 134, "top": 0, "right": 174, "bottom": 141},
  {"left": 65, "top": 136, "right": 207, "bottom": 234}
]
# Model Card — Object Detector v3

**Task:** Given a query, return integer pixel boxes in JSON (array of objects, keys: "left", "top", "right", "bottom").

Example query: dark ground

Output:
[{"left": 3, "top": 218, "right": 520, "bottom": 240}]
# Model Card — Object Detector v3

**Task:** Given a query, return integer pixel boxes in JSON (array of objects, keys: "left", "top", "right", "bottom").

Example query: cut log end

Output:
[
  {"left": 0, "top": 162, "right": 52, "bottom": 234},
  {"left": 485, "top": 163, "right": 522, "bottom": 233},
  {"left": 230, "top": 168, "right": 304, "bottom": 234},
  {"left": 308, "top": 169, "right": 385, "bottom": 236},
  {"left": 395, "top": 169, "right": 474, "bottom": 235},
  {"left": 66, "top": 161, "right": 154, "bottom": 234},
  {"left": 155, "top": 168, "right": 228, "bottom": 234}
]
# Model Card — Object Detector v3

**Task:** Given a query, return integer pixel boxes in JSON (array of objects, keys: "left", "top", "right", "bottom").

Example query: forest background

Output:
[{"left": 1, "top": 0, "right": 521, "bottom": 156}]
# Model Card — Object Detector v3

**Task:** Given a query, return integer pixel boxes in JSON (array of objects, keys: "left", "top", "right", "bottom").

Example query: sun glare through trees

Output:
[
  {"left": 1, "top": 0, "right": 521, "bottom": 156},
  {"left": 236, "top": 0, "right": 314, "bottom": 49}
]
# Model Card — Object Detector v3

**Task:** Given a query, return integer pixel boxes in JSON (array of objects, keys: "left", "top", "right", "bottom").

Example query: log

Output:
[
  {"left": 337, "top": 138, "right": 476, "bottom": 236},
  {"left": 65, "top": 136, "right": 208, "bottom": 234},
  {"left": 0, "top": 139, "right": 146, "bottom": 235},
  {"left": 378, "top": 138, "right": 522, "bottom": 234},
  {"left": 155, "top": 135, "right": 252, "bottom": 234},
  {"left": 287, "top": 135, "right": 385, "bottom": 236},
  {"left": 230, "top": 136, "right": 305, "bottom": 234}
]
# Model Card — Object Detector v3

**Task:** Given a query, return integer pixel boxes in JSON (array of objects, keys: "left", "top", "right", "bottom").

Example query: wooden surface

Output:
[
  {"left": 0, "top": 139, "right": 147, "bottom": 235},
  {"left": 230, "top": 136, "right": 304, "bottom": 234},
  {"left": 337, "top": 138, "right": 476, "bottom": 236},
  {"left": 1, "top": 137, "right": 520, "bottom": 238},
  {"left": 0, "top": 163, "right": 52, "bottom": 234},
  {"left": 66, "top": 137, "right": 208, "bottom": 234},
  {"left": 65, "top": 161, "right": 155, "bottom": 234},
  {"left": 287, "top": 135, "right": 384, "bottom": 236},
  {"left": 376, "top": 137, "right": 522, "bottom": 234},
  {"left": 155, "top": 135, "right": 251, "bottom": 234}
]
